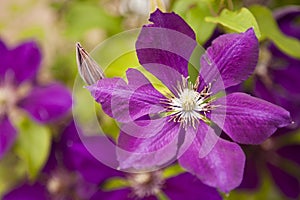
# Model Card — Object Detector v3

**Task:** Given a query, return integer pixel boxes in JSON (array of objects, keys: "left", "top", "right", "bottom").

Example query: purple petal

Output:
[
  {"left": 117, "top": 118, "right": 181, "bottom": 170},
  {"left": 90, "top": 189, "right": 131, "bottom": 200},
  {"left": 42, "top": 144, "right": 58, "bottom": 173},
  {"left": 3, "top": 182, "right": 48, "bottom": 200},
  {"left": 19, "top": 83, "right": 72, "bottom": 123},
  {"left": 164, "top": 173, "right": 222, "bottom": 200},
  {"left": 136, "top": 9, "right": 197, "bottom": 92},
  {"left": 277, "top": 145, "right": 300, "bottom": 166},
  {"left": 199, "top": 28, "right": 259, "bottom": 93},
  {"left": 5, "top": 41, "right": 41, "bottom": 84},
  {"left": 267, "top": 163, "right": 300, "bottom": 199},
  {"left": 272, "top": 64, "right": 300, "bottom": 99},
  {"left": 178, "top": 121, "right": 245, "bottom": 192},
  {"left": 0, "top": 116, "right": 17, "bottom": 159},
  {"left": 254, "top": 79, "right": 300, "bottom": 122},
  {"left": 88, "top": 68, "right": 165, "bottom": 123},
  {"left": 61, "top": 122, "right": 123, "bottom": 183},
  {"left": 0, "top": 40, "right": 7, "bottom": 53},
  {"left": 213, "top": 92, "right": 292, "bottom": 144},
  {"left": 237, "top": 156, "right": 260, "bottom": 190},
  {"left": 274, "top": 6, "right": 300, "bottom": 39}
]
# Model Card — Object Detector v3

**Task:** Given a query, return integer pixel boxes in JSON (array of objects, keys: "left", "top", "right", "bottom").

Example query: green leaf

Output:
[
  {"left": 205, "top": 8, "right": 261, "bottom": 39},
  {"left": 185, "top": 3, "right": 217, "bottom": 44},
  {"left": 102, "top": 177, "right": 129, "bottom": 191},
  {"left": 0, "top": 154, "right": 27, "bottom": 197},
  {"left": 64, "top": 2, "right": 122, "bottom": 38},
  {"left": 163, "top": 164, "right": 185, "bottom": 178},
  {"left": 172, "top": 0, "right": 200, "bottom": 15},
  {"left": 249, "top": 5, "right": 300, "bottom": 59},
  {"left": 13, "top": 118, "right": 51, "bottom": 180},
  {"left": 173, "top": 0, "right": 217, "bottom": 44}
]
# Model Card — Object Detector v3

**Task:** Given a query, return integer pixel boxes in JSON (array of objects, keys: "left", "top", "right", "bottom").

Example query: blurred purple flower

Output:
[
  {"left": 3, "top": 121, "right": 121, "bottom": 200},
  {"left": 87, "top": 9, "right": 291, "bottom": 192},
  {"left": 238, "top": 6, "right": 300, "bottom": 199},
  {"left": 239, "top": 140, "right": 300, "bottom": 199},
  {"left": 254, "top": 6, "right": 300, "bottom": 129},
  {"left": 4, "top": 121, "right": 222, "bottom": 200},
  {"left": 0, "top": 40, "right": 72, "bottom": 159}
]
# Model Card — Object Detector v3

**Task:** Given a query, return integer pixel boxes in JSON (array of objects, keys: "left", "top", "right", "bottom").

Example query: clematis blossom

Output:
[
  {"left": 85, "top": 10, "right": 291, "bottom": 192},
  {"left": 0, "top": 40, "right": 72, "bottom": 159},
  {"left": 239, "top": 6, "right": 300, "bottom": 199}
]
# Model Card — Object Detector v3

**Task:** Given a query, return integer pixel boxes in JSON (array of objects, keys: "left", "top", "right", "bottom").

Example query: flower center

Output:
[
  {"left": 162, "top": 76, "right": 215, "bottom": 128},
  {"left": 0, "top": 84, "right": 17, "bottom": 117},
  {"left": 47, "top": 169, "right": 76, "bottom": 197},
  {"left": 128, "top": 171, "right": 164, "bottom": 199}
]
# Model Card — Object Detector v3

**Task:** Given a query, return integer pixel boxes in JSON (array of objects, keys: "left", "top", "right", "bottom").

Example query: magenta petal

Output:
[
  {"left": 19, "top": 83, "right": 72, "bottom": 123},
  {"left": 199, "top": 28, "right": 258, "bottom": 92},
  {"left": 8, "top": 41, "right": 41, "bottom": 84},
  {"left": 0, "top": 40, "right": 6, "bottom": 51},
  {"left": 178, "top": 121, "right": 245, "bottom": 192},
  {"left": 213, "top": 92, "right": 291, "bottom": 144},
  {"left": 90, "top": 189, "right": 131, "bottom": 200},
  {"left": 117, "top": 118, "right": 180, "bottom": 170},
  {"left": 88, "top": 68, "right": 165, "bottom": 123},
  {"left": 136, "top": 9, "right": 197, "bottom": 91},
  {"left": 267, "top": 163, "right": 300, "bottom": 199},
  {"left": 164, "top": 173, "right": 222, "bottom": 200},
  {"left": 61, "top": 121, "right": 123, "bottom": 183},
  {"left": 272, "top": 64, "right": 300, "bottom": 99},
  {"left": 277, "top": 145, "right": 300, "bottom": 166},
  {"left": 0, "top": 116, "right": 17, "bottom": 159},
  {"left": 275, "top": 6, "right": 300, "bottom": 39},
  {"left": 238, "top": 156, "right": 260, "bottom": 190},
  {"left": 3, "top": 182, "right": 48, "bottom": 200}
]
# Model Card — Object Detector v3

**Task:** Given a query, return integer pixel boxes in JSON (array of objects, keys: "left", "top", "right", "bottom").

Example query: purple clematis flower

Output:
[
  {"left": 4, "top": 121, "right": 222, "bottom": 200},
  {"left": 238, "top": 6, "right": 300, "bottom": 199},
  {"left": 239, "top": 139, "right": 300, "bottom": 199},
  {"left": 0, "top": 40, "right": 72, "bottom": 159},
  {"left": 86, "top": 9, "right": 291, "bottom": 192},
  {"left": 3, "top": 121, "right": 121, "bottom": 200},
  {"left": 254, "top": 5, "right": 300, "bottom": 129}
]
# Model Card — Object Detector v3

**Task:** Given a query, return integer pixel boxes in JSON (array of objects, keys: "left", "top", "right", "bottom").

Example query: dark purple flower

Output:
[
  {"left": 238, "top": 6, "right": 300, "bottom": 199},
  {"left": 3, "top": 121, "right": 120, "bottom": 200},
  {"left": 86, "top": 9, "right": 291, "bottom": 192},
  {"left": 254, "top": 6, "right": 300, "bottom": 129},
  {"left": 239, "top": 139, "right": 300, "bottom": 199},
  {"left": 0, "top": 40, "right": 72, "bottom": 159}
]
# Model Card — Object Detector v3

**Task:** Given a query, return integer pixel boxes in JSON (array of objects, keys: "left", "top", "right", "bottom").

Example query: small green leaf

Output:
[
  {"left": 163, "top": 164, "right": 185, "bottom": 178},
  {"left": 249, "top": 5, "right": 300, "bottom": 59},
  {"left": 172, "top": 0, "right": 200, "bottom": 15},
  {"left": 102, "top": 177, "right": 129, "bottom": 191},
  {"left": 157, "top": 191, "right": 169, "bottom": 200},
  {"left": 185, "top": 4, "right": 217, "bottom": 44},
  {"left": 205, "top": 8, "right": 261, "bottom": 39},
  {"left": 173, "top": 0, "right": 217, "bottom": 44},
  {"left": 0, "top": 153, "right": 27, "bottom": 197},
  {"left": 14, "top": 118, "right": 51, "bottom": 180}
]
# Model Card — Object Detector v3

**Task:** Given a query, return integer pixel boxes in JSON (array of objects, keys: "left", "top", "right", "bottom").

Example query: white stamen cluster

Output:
[{"left": 162, "top": 76, "right": 215, "bottom": 128}]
